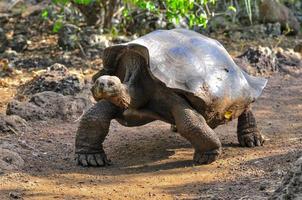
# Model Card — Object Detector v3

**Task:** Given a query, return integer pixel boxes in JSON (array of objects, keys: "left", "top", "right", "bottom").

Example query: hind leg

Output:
[
  {"left": 237, "top": 109, "right": 264, "bottom": 147},
  {"left": 172, "top": 103, "right": 222, "bottom": 165},
  {"left": 75, "top": 100, "right": 120, "bottom": 166}
]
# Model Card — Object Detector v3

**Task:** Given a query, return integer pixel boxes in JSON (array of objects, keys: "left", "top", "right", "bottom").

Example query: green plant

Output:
[
  {"left": 42, "top": 0, "right": 83, "bottom": 33},
  {"left": 124, "top": 0, "right": 218, "bottom": 28},
  {"left": 43, "top": 0, "right": 260, "bottom": 35},
  {"left": 45, "top": 0, "right": 116, "bottom": 32},
  {"left": 43, "top": 0, "right": 220, "bottom": 34},
  {"left": 244, "top": 0, "right": 252, "bottom": 25}
]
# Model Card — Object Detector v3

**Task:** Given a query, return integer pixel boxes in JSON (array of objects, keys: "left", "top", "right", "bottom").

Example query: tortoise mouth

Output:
[{"left": 91, "top": 85, "right": 120, "bottom": 100}]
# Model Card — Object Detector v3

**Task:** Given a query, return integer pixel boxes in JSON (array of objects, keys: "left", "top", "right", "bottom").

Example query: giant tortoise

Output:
[{"left": 75, "top": 29, "right": 267, "bottom": 166}]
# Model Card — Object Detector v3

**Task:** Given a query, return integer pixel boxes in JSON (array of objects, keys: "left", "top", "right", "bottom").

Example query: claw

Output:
[
  {"left": 78, "top": 154, "right": 88, "bottom": 167},
  {"left": 255, "top": 135, "right": 262, "bottom": 146},
  {"left": 246, "top": 140, "right": 255, "bottom": 147},
  {"left": 103, "top": 155, "right": 111, "bottom": 166},
  {"left": 194, "top": 148, "right": 221, "bottom": 165},
  {"left": 260, "top": 135, "right": 265, "bottom": 145},
  {"left": 76, "top": 153, "right": 111, "bottom": 167},
  {"left": 87, "top": 154, "right": 98, "bottom": 166},
  {"left": 238, "top": 131, "right": 264, "bottom": 148},
  {"left": 95, "top": 154, "right": 105, "bottom": 166},
  {"left": 75, "top": 156, "right": 79, "bottom": 165}
]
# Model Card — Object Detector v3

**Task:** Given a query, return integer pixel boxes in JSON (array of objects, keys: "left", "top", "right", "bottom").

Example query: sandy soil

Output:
[{"left": 0, "top": 72, "right": 301, "bottom": 200}]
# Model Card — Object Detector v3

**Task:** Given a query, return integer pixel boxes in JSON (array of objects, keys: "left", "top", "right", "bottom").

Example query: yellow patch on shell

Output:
[{"left": 224, "top": 111, "right": 233, "bottom": 120}]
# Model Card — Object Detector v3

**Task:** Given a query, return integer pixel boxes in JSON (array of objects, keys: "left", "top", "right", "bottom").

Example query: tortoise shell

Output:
[{"left": 96, "top": 29, "right": 267, "bottom": 123}]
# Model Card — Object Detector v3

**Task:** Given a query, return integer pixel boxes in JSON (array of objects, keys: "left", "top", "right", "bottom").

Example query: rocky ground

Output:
[{"left": 0, "top": 4, "right": 302, "bottom": 200}]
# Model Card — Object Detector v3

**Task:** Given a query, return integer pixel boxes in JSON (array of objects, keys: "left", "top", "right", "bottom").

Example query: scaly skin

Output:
[
  {"left": 171, "top": 99, "right": 222, "bottom": 164},
  {"left": 237, "top": 109, "right": 264, "bottom": 147},
  {"left": 75, "top": 100, "right": 120, "bottom": 166}
]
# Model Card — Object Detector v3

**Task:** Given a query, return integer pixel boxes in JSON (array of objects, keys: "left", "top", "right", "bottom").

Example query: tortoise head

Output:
[{"left": 91, "top": 75, "right": 130, "bottom": 108}]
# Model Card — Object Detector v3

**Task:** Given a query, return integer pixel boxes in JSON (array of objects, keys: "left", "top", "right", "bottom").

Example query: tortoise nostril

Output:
[
  {"left": 95, "top": 80, "right": 105, "bottom": 89},
  {"left": 99, "top": 82, "right": 105, "bottom": 89}
]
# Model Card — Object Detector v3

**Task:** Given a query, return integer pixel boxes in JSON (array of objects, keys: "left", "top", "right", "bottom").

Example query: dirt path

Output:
[{"left": 0, "top": 73, "right": 301, "bottom": 200}]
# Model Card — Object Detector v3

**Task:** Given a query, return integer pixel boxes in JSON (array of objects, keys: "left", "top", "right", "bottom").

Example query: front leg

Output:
[
  {"left": 237, "top": 109, "right": 264, "bottom": 147},
  {"left": 172, "top": 102, "right": 222, "bottom": 165},
  {"left": 75, "top": 100, "right": 120, "bottom": 167}
]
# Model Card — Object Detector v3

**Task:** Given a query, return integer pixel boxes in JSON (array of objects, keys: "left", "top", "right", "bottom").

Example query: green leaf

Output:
[
  {"left": 73, "top": 0, "right": 93, "bottom": 5},
  {"left": 228, "top": 6, "right": 237, "bottom": 12},
  {"left": 41, "top": 9, "right": 49, "bottom": 19},
  {"left": 122, "top": 9, "right": 129, "bottom": 17},
  {"left": 170, "top": 15, "right": 180, "bottom": 25},
  {"left": 52, "top": 0, "right": 69, "bottom": 5},
  {"left": 145, "top": 2, "right": 155, "bottom": 11},
  {"left": 198, "top": 14, "right": 208, "bottom": 27},
  {"left": 52, "top": 20, "right": 63, "bottom": 33},
  {"left": 188, "top": 0, "right": 194, "bottom": 9},
  {"left": 189, "top": 14, "right": 195, "bottom": 27},
  {"left": 209, "top": 0, "right": 216, "bottom": 4}
]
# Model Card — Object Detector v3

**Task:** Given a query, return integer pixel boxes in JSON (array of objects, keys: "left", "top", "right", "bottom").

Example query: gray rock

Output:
[
  {"left": 13, "top": 57, "right": 53, "bottom": 69},
  {"left": 266, "top": 23, "right": 282, "bottom": 36},
  {"left": 80, "top": 26, "right": 102, "bottom": 43},
  {"left": 275, "top": 48, "right": 302, "bottom": 76},
  {"left": 126, "top": 10, "right": 167, "bottom": 35},
  {"left": 229, "top": 31, "right": 242, "bottom": 41},
  {"left": 294, "top": 43, "right": 302, "bottom": 55},
  {"left": 6, "top": 63, "right": 92, "bottom": 121},
  {"left": 58, "top": 24, "right": 81, "bottom": 50},
  {"left": 9, "top": 191, "right": 23, "bottom": 199},
  {"left": 230, "top": 23, "right": 281, "bottom": 40},
  {"left": 58, "top": 24, "right": 111, "bottom": 56},
  {"left": 87, "top": 34, "right": 110, "bottom": 49},
  {"left": 14, "top": 22, "right": 29, "bottom": 36},
  {"left": 16, "top": 63, "right": 83, "bottom": 97},
  {"left": 236, "top": 46, "right": 302, "bottom": 76},
  {"left": 259, "top": 0, "right": 300, "bottom": 34},
  {"left": 236, "top": 46, "right": 278, "bottom": 75},
  {"left": 11, "top": 34, "right": 28, "bottom": 52},
  {"left": 112, "top": 35, "right": 133, "bottom": 44},
  {"left": 270, "top": 156, "right": 302, "bottom": 199},
  {"left": 155, "top": 13, "right": 167, "bottom": 29},
  {"left": 6, "top": 100, "right": 47, "bottom": 121},
  {"left": 208, "top": 16, "right": 233, "bottom": 32},
  {"left": 284, "top": 0, "right": 302, "bottom": 24},
  {"left": 0, "top": 49, "right": 18, "bottom": 60},
  {"left": 0, "top": 148, "right": 24, "bottom": 171},
  {"left": 0, "top": 114, "right": 27, "bottom": 134},
  {"left": 0, "top": 28, "right": 8, "bottom": 53},
  {"left": 74, "top": 26, "right": 111, "bottom": 58},
  {"left": 7, "top": 91, "right": 92, "bottom": 121}
]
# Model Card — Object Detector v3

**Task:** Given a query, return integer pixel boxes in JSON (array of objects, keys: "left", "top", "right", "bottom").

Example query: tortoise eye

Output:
[{"left": 107, "top": 82, "right": 114, "bottom": 87}]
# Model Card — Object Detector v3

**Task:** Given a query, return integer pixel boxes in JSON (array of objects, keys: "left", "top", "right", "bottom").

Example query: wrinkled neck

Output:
[{"left": 110, "top": 84, "right": 131, "bottom": 109}]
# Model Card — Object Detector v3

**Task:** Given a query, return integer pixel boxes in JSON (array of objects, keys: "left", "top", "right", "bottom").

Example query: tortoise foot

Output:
[
  {"left": 238, "top": 130, "right": 264, "bottom": 147},
  {"left": 193, "top": 148, "right": 221, "bottom": 165},
  {"left": 76, "top": 152, "right": 111, "bottom": 167}
]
